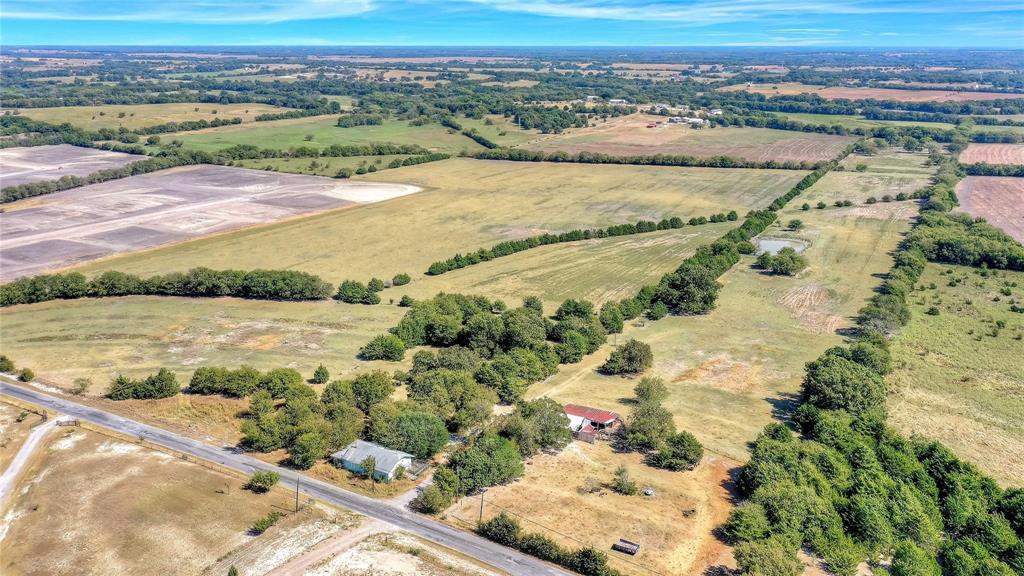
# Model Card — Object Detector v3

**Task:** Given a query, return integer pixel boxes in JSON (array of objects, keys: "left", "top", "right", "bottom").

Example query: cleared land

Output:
[
  {"left": 0, "top": 165, "right": 419, "bottom": 281},
  {"left": 169, "top": 116, "right": 485, "bottom": 154},
  {"left": 722, "top": 83, "right": 1024, "bottom": 102},
  {"left": 0, "top": 297, "right": 406, "bottom": 396},
  {"left": 0, "top": 427, "right": 298, "bottom": 575},
  {"left": 446, "top": 441, "right": 736, "bottom": 576},
  {"left": 4, "top": 103, "right": 292, "bottom": 131},
  {"left": 887, "top": 264, "right": 1024, "bottom": 487},
  {"left": 958, "top": 143, "right": 1024, "bottom": 165},
  {"left": 396, "top": 225, "right": 733, "bottom": 307},
  {"left": 524, "top": 114, "right": 854, "bottom": 163},
  {"left": 0, "top": 144, "right": 146, "bottom": 188},
  {"left": 458, "top": 115, "right": 542, "bottom": 146},
  {"left": 530, "top": 154, "right": 927, "bottom": 461},
  {"left": 955, "top": 177, "right": 1024, "bottom": 243},
  {"left": 73, "top": 159, "right": 807, "bottom": 281}
]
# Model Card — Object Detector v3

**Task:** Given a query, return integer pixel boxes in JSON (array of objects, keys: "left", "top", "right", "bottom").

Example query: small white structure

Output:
[
  {"left": 710, "top": 108, "right": 724, "bottom": 116},
  {"left": 331, "top": 439, "right": 413, "bottom": 482},
  {"left": 609, "top": 98, "right": 629, "bottom": 104}
]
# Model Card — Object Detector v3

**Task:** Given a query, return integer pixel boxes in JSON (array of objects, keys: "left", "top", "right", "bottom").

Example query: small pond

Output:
[{"left": 756, "top": 237, "right": 809, "bottom": 255}]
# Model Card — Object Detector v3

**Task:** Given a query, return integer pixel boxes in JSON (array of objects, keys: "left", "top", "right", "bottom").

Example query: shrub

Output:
[
  {"left": 311, "top": 364, "right": 330, "bottom": 384},
  {"left": 477, "top": 512, "right": 522, "bottom": 547},
  {"left": 250, "top": 511, "right": 284, "bottom": 535},
  {"left": 649, "top": 431, "right": 703, "bottom": 470},
  {"left": 392, "top": 273, "right": 411, "bottom": 286},
  {"left": 107, "top": 367, "right": 179, "bottom": 400},
  {"left": 737, "top": 240, "right": 756, "bottom": 254},
  {"left": 244, "top": 471, "right": 280, "bottom": 493},
  {"left": 646, "top": 301, "right": 669, "bottom": 320},
  {"left": 600, "top": 339, "right": 653, "bottom": 374},
  {"left": 18, "top": 367, "right": 34, "bottom": 382},
  {"left": 612, "top": 465, "right": 638, "bottom": 495},
  {"left": 633, "top": 377, "right": 668, "bottom": 404},
  {"left": 0, "top": 355, "right": 14, "bottom": 372},
  {"left": 724, "top": 502, "right": 771, "bottom": 543},
  {"left": 411, "top": 484, "right": 451, "bottom": 513},
  {"left": 359, "top": 334, "right": 406, "bottom": 361},
  {"left": 733, "top": 537, "right": 801, "bottom": 576},
  {"left": 926, "top": 306, "right": 940, "bottom": 315}
]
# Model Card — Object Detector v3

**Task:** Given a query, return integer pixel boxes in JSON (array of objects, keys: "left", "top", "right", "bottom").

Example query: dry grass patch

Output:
[
  {"left": 6, "top": 103, "right": 292, "bottom": 131},
  {"left": 1, "top": 428, "right": 296, "bottom": 576},
  {"left": 445, "top": 441, "right": 737, "bottom": 576},
  {"left": 888, "top": 264, "right": 1024, "bottom": 486},
  {"left": 0, "top": 296, "right": 406, "bottom": 397},
  {"left": 74, "top": 159, "right": 805, "bottom": 281},
  {"left": 0, "top": 401, "right": 39, "bottom": 472},
  {"left": 524, "top": 114, "right": 854, "bottom": 164}
]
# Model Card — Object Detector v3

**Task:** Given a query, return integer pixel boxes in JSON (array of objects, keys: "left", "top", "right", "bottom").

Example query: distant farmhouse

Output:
[
  {"left": 331, "top": 439, "right": 413, "bottom": 482},
  {"left": 564, "top": 404, "right": 622, "bottom": 443}
]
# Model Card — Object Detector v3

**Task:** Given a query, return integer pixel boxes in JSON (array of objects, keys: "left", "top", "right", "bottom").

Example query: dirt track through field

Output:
[
  {"left": 955, "top": 176, "right": 1024, "bottom": 242},
  {"left": 0, "top": 164, "right": 421, "bottom": 280}
]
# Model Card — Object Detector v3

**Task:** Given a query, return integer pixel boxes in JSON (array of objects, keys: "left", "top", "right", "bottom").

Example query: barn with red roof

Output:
[{"left": 563, "top": 404, "right": 622, "bottom": 443}]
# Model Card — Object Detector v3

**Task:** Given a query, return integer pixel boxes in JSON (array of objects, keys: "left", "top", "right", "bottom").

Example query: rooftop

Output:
[
  {"left": 331, "top": 439, "right": 413, "bottom": 472},
  {"left": 564, "top": 404, "right": 620, "bottom": 424}
]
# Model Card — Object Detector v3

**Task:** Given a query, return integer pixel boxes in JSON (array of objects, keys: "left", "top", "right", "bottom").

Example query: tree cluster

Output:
[
  {"left": 1, "top": 267, "right": 333, "bottom": 307},
  {"left": 477, "top": 513, "right": 622, "bottom": 576}
]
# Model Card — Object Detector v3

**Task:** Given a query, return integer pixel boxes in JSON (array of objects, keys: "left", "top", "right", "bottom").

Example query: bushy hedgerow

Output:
[
  {"left": 478, "top": 513, "right": 622, "bottom": 576},
  {"left": 108, "top": 368, "right": 180, "bottom": 400},
  {"left": 1, "top": 267, "right": 332, "bottom": 307}
]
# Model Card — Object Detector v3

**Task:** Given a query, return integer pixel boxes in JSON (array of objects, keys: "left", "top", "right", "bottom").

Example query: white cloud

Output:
[
  {"left": 465, "top": 0, "right": 1024, "bottom": 25},
  {"left": 0, "top": 0, "right": 375, "bottom": 23}
]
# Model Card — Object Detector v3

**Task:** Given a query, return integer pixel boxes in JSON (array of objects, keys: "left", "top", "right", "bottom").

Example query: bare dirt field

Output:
[
  {"left": 958, "top": 143, "right": 1024, "bottom": 165},
  {"left": 525, "top": 114, "right": 854, "bottom": 163},
  {"left": 445, "top": 440, "right": 737, "bottom": 576},
  {"left": 955, "top": 176, "right": 1024, "bottom": 242},
  {"left": 0, "top": 164, "right": 420, "bottom": 280},
  {"left": 0, "top": 144, "right": 147, "bottom": 188},
  {"left": 0, "top": 428, "right": 297, "bottom": 575}
]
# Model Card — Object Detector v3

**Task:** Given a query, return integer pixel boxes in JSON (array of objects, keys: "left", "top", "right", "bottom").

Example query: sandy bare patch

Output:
[
  {"left": 779, "top": 284, "right": 843, "bottom": 335},
  {"left": 0, "top": 145, "right": 146, "bottom": 188},
  {"left": 0, "top": 164, "right": 421, "bottom": 280},
  {"left": 670, "top": 355, "right": 781, "bottom": 396}
]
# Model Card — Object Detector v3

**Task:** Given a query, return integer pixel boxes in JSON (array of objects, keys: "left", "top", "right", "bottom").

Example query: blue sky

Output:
[{"left": 2, "top": 1, "right": 1023, "bottom": 47}]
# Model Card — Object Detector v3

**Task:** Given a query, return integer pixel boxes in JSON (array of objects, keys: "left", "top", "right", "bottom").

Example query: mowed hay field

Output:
[
  {"left": 394, "top": 224, "right": 733, "bottom": 308},
  {"left": 168, "top": 116, "right": 484, "bottom": 154},
  {"left": 0, "top": 297, "right": 406, "bottom": 396},
  {"left": 887, "top": 264, "right": 1024, "bottom": 487},
  {"left": 956, "top": 176, "right": 1024, "bottom": 243},
  {"left": 1, "top": 428, "right": 298, "bottom": 576},
  {"left": 530, "top": 152, "right": 929, "bottom": 460},
  {"left": 74, "top": 159, "right": 808, "bottom": 281},
  {"left": 4, "top": 103, "right": 292, "bottom": 131},
  {"left": 959, "top": 143, "right": 1024, "bottom": 165},
  {"left": 446, "top": 442, "right": 737, "bottom": 576},
  {"left": 524, "top": 114, "right": 854, "bottom": 163}
]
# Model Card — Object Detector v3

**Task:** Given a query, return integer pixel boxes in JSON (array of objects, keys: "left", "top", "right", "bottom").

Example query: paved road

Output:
[{"left": 0, "top": 381, "right": 569, "bottom": 576}]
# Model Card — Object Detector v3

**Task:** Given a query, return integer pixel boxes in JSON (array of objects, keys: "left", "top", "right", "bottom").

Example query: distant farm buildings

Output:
[
  {"left": 564, "top": 404, "right": 622, "bottom": 443},
  {"left": 331, "top": 439, "right": 413, "bottom": 482}
]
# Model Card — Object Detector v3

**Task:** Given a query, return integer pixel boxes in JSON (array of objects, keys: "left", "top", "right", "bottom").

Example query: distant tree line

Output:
[
  {"left": 472, "top": 147, "right": 822, "bottom": 170},
  {"left": 439, "top": 116, "right": 499, "bottom": 148},
  {"left": 426, "top": 212, "right": 737, "bottom": 275},
  {"left": 961, "top": 163, "right": 1024, "bottom": 177},
  {"left": 336, "top": 113, "right": 385, "bottom": 127},
  {"left": 253, "top": 102, "right": 342, "bottom": 122},
  {"left": 0, "top": 267, "right": 332, "bottom": 307}
]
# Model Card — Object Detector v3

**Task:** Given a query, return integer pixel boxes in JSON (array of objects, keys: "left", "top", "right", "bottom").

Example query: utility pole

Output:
[
  {"left": 294, "top": 475, "right": 300, "bottom": 512},
  {"left": 478, "top": 489, "right": 486, "bottom": 523}
]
